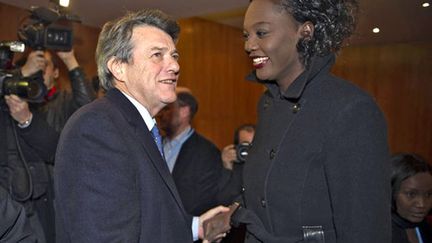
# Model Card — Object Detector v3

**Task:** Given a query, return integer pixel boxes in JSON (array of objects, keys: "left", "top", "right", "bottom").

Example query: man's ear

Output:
[
  {"left": 107, "top": 57, "right": 126, "bottom": 81},
  {"left": 300, "top": 21, "right": 314, "bottom": 41}
]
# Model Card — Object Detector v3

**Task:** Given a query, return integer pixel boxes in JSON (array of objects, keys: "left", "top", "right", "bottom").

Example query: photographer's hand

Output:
[
  {"left": 4, "top": 95, "right": 32, "bottom": 126},
  {"left": 221, "top": 144, "right": 236, "bottom": 170},
  {"left": 57, "top": 49, "right": 79, "bottom": 71},
  {"left": 20, "top": 50, "right": 46, "bottom": 77}
]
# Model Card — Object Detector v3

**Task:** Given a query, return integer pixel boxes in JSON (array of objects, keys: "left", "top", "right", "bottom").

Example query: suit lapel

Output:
[{"left": 106, "top": 89, "right": 190, "bottom": 220}]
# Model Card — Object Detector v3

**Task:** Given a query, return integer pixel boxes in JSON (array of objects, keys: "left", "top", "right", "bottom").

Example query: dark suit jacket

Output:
[
  {"left": 172, "top": 132, "right": 223, "bottom": 216},
  {"left": 54, "top": 89, "right": 193, "bottom": 243}
]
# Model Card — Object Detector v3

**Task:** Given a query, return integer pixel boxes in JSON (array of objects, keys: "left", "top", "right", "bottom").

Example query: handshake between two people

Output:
[{"left": 199, "top": 203, "right": 240, "bottom": 243}]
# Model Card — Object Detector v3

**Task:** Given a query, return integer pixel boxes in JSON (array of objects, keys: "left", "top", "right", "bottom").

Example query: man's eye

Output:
[
  {"left": 152, "top": 52, "right": 162, "bottom": 58},
  {"left": 172, "top": 54, "right": 179, "bottom": 61},
  {"left": 256, "top": 31, "right": 267, "bottom": 38}
]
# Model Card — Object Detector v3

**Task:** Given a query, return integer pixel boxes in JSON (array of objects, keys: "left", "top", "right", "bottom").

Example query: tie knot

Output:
[{"left": 151, "top": 125, "right": 161, "bottom": 139}]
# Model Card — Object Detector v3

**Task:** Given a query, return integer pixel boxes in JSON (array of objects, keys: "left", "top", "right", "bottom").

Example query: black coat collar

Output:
[{"left": 246, "top": 54, "right": 335, "bottom": 101}]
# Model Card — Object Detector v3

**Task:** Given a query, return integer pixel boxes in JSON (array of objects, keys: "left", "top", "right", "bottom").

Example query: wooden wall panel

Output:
[{"left": 333, "top": 42, "right": 432, "bottom": 162}]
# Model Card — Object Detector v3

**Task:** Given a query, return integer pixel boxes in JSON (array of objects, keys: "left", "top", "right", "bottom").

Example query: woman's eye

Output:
[{"left": 405, "top": 191, "right": 417, "bottom": 198}]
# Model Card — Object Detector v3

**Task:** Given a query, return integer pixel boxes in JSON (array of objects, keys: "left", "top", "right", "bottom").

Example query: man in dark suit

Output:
[
  {"left": 54, "top": 9, "right": 227, "bottom": 243},
  {"left": 157, "top": 89, "right": 223, "bottom": 216}
]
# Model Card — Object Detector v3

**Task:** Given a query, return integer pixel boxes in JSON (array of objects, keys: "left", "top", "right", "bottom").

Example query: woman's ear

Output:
[
  {"left": 300, "top": 21, "right": 314, "bottom": 40},
  {"left": 107, "top": 57, "right": 126, "bottom": 81}
]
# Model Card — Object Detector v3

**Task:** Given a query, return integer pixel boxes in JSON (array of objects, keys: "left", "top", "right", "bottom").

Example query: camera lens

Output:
[{"left": 235, "top": 142, "right": 251, "bottom": 163}]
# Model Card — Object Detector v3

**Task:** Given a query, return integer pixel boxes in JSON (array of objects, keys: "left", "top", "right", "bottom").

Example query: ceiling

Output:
[{"left": 1, "top": 0, "right": 431, "bottom": 45}]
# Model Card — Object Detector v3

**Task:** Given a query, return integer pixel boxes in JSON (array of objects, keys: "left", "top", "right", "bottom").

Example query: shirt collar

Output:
[
  {"left": 165, "top": 126, "right": 193, "bottom": 145},
  {"left": 121, "top": 91, "right": 155, "bottom": 131}
]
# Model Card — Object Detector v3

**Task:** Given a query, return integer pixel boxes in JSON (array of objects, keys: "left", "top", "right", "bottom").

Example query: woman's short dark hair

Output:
[
  {"left": 264, "top": 0, "right": 359, "bottom": 68},
  {"left": 390, "top": 153, "right": 432, "bottom": 209}
]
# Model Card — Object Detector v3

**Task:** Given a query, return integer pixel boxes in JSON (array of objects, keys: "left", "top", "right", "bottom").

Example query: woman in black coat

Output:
[
  {"left": 391, "top": 153, "right": 432, "bottom": 243},
  {"left": 230, "top": 0, "right": 391, "bottom": 242}
]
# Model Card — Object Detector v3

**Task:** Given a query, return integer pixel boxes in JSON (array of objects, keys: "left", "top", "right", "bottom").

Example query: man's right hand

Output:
[
  {"left": 4, "top": 95, "right": 32, "bottom": 125},
  {"left": 221, "top": 144, "right": 237, "bottom": 170},
  {"left": 20, "top": 50, "right": 46, "bottom": 77}
]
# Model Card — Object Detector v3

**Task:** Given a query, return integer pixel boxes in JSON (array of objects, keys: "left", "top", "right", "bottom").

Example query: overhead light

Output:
[
  {"left": 372, "top": 27, "right": 380, "bottom": 34},
  {"left": 59, "top": 0, "right": 70, "bottom": 7},
  {"left": 422, "top": 2, "right": 430, "bottom": 7},
  {"left": 50, "top": 0, "right": 70, "bottom": 7}
]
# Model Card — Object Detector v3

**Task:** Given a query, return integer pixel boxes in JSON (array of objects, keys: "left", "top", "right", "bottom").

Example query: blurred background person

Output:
[
  {"left": 157, "top": 89, "right": 223, "bottom": 219},
  {"left": 391, "top": 153, "right": 432, "bottom": 243},
  {"left": 221, "top": 124, "right": 255, "bottom": 171},
  {"left": 0, "top": 48, "right": 95, "bottom": 243},
  {"left": 220, "top": 124, "right": 255, "bottom": 243},
  {"left": 219, "top": 124, "right": 255, "bottom": 205},
  {"left": 16, "top": 49, "right": 96, "bottom": 132}
]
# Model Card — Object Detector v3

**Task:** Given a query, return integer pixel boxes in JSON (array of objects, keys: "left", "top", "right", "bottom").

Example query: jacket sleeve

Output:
[
  {"left": 54, "top": 111, "right": 141, "bottom": 242},
  {"left": 68, "top": 67, "right": 96, "bottom": 107},
  {"left": 324, "top": 97, "right": 391, "bottom": 243}
]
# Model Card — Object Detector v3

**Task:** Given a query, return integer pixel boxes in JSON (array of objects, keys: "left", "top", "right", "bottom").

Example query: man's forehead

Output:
[{"left": 131, "top": 26, "right": 176, "bottom": 51}]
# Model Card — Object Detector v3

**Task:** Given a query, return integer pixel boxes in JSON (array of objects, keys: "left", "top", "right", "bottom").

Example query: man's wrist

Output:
[{"left": 17, "top": 113, "right": 33, "bottom": 129}]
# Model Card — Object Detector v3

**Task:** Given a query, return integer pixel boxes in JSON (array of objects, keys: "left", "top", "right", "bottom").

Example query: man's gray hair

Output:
[{"left": 96, "top": 9, "right": 180, "bottom": 90}]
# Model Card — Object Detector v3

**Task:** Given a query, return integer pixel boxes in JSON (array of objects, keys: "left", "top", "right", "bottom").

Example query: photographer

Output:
[
  {"left": 0, "top": 48, "right": 95, "bottom": 243},
  {"left": 221, "top": 124, "right": 255, "bottom": 170},
  {"left": 17, "top": 49, "right": 96, "bottom": 132},
  {"left": 218, "top": 124, "right": 255, "bottom": 204},
  {"left": 218, "top": 124, "right": 255, "bottom": 243},
  {"left": 1, "top": 94, "right": 58, "bottom": 243}
]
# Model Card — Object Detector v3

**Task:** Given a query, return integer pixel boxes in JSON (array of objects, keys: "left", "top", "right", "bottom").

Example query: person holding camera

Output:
[
  {"left": 157, "top": 89, "right": 224, "bottom": 218},
  {"left": 1, "top": 92, "right": 58, "bottom": 243},
  {"left": 0, "top": 49, "right": 95, "bottom": 243},
  {"left": 17, "top": 49, "right": 96, "bottom": 132},
  {"left": 221, "top": 124, "right": 255, "bottom": 170},
  {"left": 218, "top": 124, "right": 255, "bottom": 243}
]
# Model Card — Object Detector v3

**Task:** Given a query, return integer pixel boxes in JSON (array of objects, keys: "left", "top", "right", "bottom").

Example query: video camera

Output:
[
  {"left": 0, "top": 41, "right": 46, "bottom": 102},
  {"left": 18, "top": 6, "right": 80, "bottom": 51}
]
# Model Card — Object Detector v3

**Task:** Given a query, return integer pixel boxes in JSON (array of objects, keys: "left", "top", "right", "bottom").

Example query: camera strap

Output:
[{"left": 0, "top": 106, "right": 8, "bottom": 166}]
